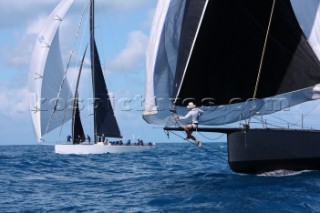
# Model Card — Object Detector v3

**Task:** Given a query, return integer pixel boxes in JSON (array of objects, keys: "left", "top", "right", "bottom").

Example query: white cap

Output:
[{"left": 187, "top": 102, "right": 196, "bottom": 109}]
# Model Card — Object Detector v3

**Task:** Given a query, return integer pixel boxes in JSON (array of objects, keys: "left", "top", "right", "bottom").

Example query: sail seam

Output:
[{"left": 174, "top": 0, "right": 210, "bottom": 104}]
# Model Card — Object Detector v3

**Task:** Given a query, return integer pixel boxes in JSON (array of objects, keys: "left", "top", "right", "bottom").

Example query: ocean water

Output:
[{"left": 0, "top": 143, "right": 319, "bottom": 213}]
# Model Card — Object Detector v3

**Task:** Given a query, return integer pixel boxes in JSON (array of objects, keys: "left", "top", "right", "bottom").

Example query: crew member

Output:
[{"left": 175, "top": 102, "right": 203, "bottom": 147}]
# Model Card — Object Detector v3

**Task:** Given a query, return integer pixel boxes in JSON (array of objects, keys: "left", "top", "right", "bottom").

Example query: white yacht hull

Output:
[{"left": 55, "top": 143, "right": 155, "bottom": 154}]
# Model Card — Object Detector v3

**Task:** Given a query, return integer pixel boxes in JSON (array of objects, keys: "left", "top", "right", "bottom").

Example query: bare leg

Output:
[
  {"left": 184, "top": 125, "right": 201, "bottom": 147},
  {"left": 183, "top": 125, "right": 193, "bottom": 139}
]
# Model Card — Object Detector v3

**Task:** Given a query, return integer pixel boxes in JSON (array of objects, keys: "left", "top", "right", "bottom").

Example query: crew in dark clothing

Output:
[
  {"left": 67, "top": 135, "right": 72, "bottom": 144},
  {"left": 87, "top": 135, "right": 91, "bottom": 144}
]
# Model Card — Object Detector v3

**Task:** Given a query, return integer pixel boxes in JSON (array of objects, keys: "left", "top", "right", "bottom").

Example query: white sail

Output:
[
  {"left": 28, "top": 0, "right": 74, "bottom": 141},
  {"left": 290, "top": 0, "right": 320, "bottom": 61},
  {"left": 144, "top": 0, "right": 172, "bottom": 116}
]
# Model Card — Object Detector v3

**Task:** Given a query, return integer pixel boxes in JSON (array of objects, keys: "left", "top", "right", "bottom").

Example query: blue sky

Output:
[
  {"left": 0, "top": 0, "right": 226, "bottom": 145},
  {"left": 1, "top": 0, "right": 320, "bottom": 145}
]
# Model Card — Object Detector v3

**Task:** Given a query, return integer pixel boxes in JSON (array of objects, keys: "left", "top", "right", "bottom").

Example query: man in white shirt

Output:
[{"left": 175, "top": 102, "right": 203, "bottom": 147}]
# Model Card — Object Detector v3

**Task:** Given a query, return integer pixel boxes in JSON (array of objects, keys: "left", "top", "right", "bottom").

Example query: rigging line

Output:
[
  {"left": 247, "top": 115, "right": 281, "bottom": 128},
  {"left": 174, "top": 0, "right": 210, "bottom": 104},
  {"left": 170, "top": 110, "right": 225, "bottom": 142},
  {"left": 165, "top": 108, "right": 224, "bottom": 157},
  {"left": 167, "top": 130, "right": 224, "bottom": 159},
  {"left": 292, "top": 101, "right": 320, "bottom": 127},
  {"left": 269, "top": 114, "right": 301, "bottom": 127},
  {"left": 252, "top": 0, "right": 277, "bottom": 99},
  {"left": 197, "top": 131, "right": 225, "bottom": 141},
  {"left": 168, "top": 117, "right": 228, "bottom": 160},
  {"left": 169, "top": 117, "right": 218, "bottom": 154},
  {"left": 59, "top": 18, "right": 89, "bottom": 139},
  {"left": 45, "top": 2, "right": 89, "bottom": 136}
]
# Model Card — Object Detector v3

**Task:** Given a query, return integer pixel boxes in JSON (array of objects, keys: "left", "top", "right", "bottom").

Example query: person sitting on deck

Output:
[
  {"left": 126, "top": 139, "right": 131, "bottom": 145},
  {"left": 174, "top": 102, "right": 204, "bottom": 147},
  {"left": 87, "top": 135, "right": 91, "bottom": 144},
  {"left": 67, "top": 135, "right": 72, "bottom": 144}
]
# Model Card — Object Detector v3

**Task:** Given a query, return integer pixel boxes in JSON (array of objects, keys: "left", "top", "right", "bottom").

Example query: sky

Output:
[
  {"left": 1, "top": 0, "right": 320, "bottom": 145},
  {"left": 0, "top": 0, "right": 226, "bottom": 145}
]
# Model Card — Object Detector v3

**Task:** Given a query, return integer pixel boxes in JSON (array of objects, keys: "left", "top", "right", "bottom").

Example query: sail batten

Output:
[
  {"left": 29, "top": 0, "right": 123, "bottom": 142},
  {"left": 28, "top": 0, "right": 75, "bottom": 141}
]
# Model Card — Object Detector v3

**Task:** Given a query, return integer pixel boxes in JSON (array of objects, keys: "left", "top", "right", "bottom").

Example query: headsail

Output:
[
  {"left": 71, "top": 46, "right": 88, "bottom": 144},
  {"left": 90, "top": 0, "right": 122, "bottom": 139},
  {"left": 28, "top": 0, "right": 75, "bottom": 141},
  {"left": 144, "top": 0, "right": 320, "bottom": 126}
]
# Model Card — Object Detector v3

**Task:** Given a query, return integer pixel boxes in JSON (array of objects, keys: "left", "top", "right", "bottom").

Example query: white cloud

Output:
[
  {"left": 0, "top": 0, "right": 156, "bottom": 29},
  {"left": 3, "top": 14, "right": 54, "bottom": 68},
  {"left": 3, "top": 34, "right": 36, "bottom": 67},
  {"left": 0, "top": 86, "right": 29, "bottom": 117},
  {"left": 3, "top": 12, "right": 79, "bottom": 68},
  {"left": 108, "top": 31, "right": 148, "bottom": 73},
  {"left": 0, "top": 0, "right": 158, "bottom": 144},
  {"left": 0, "top": 1, "right": 59, "bottom": 29},
  {"left": 26, "top": 15, "right": 47, "bottom": 35}
]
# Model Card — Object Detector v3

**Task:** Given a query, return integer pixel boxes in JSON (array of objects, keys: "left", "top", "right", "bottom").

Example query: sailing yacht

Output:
[
  {"left": 144, "top": 0, "right": 320, "bottom": 173},
  {"left": 28, "top": 0, "right": 155, "bottom": 154}
]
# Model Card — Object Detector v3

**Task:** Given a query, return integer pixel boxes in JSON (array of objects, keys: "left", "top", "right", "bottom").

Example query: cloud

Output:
[
  {"left": 108, "top": 30, "right": 148, "bottom": 73},
  {"left": 26, "top": 15, "right": 48, "bottom": 35},
  {"left": 0, "top": 0, "right": 156, "bottom": 29},
  {"left": 0, "top": 0, "right": 159, "bottom": 144},
  {"left": 0, "top": 1, "right": 59, "bottom": 29},
  {"left": 2, "top": 13, "right": 50, "bottom": 68},
  {"left": 3, "top": 34, "right": 36, "bottom": 68},
  {"left": 0, "top": 85, "right": 29, "bottom": 117},
  {"left": 2, "top": 11, "right": 81, "bottom": 69}
]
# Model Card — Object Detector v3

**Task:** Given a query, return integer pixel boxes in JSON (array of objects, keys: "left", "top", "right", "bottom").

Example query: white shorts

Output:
[{"left": 186, "top": 123, "right": 198, "bottom": 130}]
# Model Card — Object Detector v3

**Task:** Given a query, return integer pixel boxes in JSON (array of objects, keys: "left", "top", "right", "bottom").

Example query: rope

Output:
[
  {"left": 46, "top": 2, "right": 89, "bottom": 138},
  {"left": 164, "top": 112, "right": 222, "bottom": 156},
  {"left": 165, "top": 108, "right": 226, "bottom": 161},
  {"left": 196, "top": 131, "right": 225, "bottom": 141},
  {"left": 253, "top": 0, "right": 277, "bottom": 99},
  {"left": 247, "top": 0, "right": 277, "bottom": 127},
  {"left": 166, "top": 129, "right": 225, "bottom": 159},
  {"left": 292, "top": 101, "right": 320, "bottom": 127},
  {"left": 167, "top": 109, "right": 224, "bottom": 142}
]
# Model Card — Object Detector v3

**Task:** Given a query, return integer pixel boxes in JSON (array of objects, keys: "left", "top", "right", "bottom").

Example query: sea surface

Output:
[{"left": 0, "top": 143, "right": 319, "bottom": 213}]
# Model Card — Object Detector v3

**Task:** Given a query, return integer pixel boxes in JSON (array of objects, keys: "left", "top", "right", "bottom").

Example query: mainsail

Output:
[
  {"left": 144, "top": 0, "right": 320, "bottom": 126},
  {"left": 28, "top": 0, "right": 74, "bottom": 141},
  {"left": 90, "top": 0, "right": 122, "bottom": 139}
]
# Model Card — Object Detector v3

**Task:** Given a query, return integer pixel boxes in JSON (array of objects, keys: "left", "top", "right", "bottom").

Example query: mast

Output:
[
  {"left": 90, "top": 0, "right": 97, "bottom": 143},
  {"left": 89, "top": 0, "right": 122, "bottom": 142}
]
